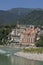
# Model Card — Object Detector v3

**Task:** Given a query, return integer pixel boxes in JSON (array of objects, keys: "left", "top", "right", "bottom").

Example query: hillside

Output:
[
  {"left": 0, "top": 8, "right": 33, "bottom": 24},
  {"left": 24, "top": 10, "right": 43, "bottom": 25},
  {"left": 0, "top": 8, "right": 43, "bottom": 25}
]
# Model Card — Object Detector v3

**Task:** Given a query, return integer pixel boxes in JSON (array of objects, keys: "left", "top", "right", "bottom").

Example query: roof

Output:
[{"left": 23, "top": 28, "right": 37, "bottom": 35}]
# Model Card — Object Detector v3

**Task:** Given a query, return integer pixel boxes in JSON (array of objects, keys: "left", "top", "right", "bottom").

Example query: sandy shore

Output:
[{"left": 14, "top": 51, "right": 43, "bottom": 61}]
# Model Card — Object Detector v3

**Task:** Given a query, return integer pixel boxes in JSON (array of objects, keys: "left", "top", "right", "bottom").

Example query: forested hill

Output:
[
  {"left": 23, "top": 10, "right": 43, "bottom": 25},
  {"left": 0, "top": 8, "right": 43, "bottom": 25}
]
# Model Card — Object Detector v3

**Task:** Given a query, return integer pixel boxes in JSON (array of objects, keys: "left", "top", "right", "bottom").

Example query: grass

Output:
[{"left": 23, "top": 47, "right": 43, "bottom": 53}]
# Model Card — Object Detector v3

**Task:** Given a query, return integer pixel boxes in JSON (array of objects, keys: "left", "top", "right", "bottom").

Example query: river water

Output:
[{"left": 0, "top": 47, "right": 43, "bottom": 65}]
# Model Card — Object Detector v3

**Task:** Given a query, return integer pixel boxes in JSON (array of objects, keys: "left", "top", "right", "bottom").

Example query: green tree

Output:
[{"left": 35, "top": 35, "right": 43, "bottom": 47}]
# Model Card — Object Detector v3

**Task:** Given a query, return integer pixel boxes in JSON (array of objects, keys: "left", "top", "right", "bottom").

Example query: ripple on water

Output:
[
  {"left": 6, "top": 54, "right": 11, "bottom": 57},
  {"left": 0, "top": 49, "right": 6, "bottom": 54}
]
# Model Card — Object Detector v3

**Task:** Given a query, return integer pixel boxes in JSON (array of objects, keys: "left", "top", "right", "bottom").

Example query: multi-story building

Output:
[
  {"left": 21, "top": 27, "right": 38, "bottom": 46},
  {"left": 8, "top": 24, "right": 40, "bottom": 46}
]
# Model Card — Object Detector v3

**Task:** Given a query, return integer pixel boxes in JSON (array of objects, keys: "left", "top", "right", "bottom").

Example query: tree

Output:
[
  {"left": 0, "top": 26, "right": 12, "bottom": 45},
  {"left": 35, "top": 35, "right": 43, "bottom": 47}
]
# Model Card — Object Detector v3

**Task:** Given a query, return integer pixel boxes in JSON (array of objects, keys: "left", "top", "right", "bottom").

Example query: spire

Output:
[{"left": 16, "top": 21, "right": 20, "bottom": 28}]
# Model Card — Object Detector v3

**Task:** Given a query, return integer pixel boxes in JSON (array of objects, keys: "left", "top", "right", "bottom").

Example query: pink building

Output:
[{"left": 21, "top": 27, "right": 38, "bottom": 46}]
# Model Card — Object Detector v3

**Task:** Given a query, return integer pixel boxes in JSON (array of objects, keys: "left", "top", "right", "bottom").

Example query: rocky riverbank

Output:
[{"left": 14, "top": 52, "right": 43, "bottom": 61}]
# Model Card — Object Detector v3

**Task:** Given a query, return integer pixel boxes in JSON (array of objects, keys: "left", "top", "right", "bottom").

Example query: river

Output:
[{"left": 0, "top": 47, "right": 43, "bottom": 65}]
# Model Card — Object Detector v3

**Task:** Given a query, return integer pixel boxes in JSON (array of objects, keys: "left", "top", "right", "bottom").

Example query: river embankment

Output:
[{"left": 14, "top": 51, "right": 43, "bottom": 61}]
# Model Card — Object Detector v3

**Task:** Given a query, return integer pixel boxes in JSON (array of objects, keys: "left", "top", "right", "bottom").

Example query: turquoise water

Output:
[{"left": 0, "top": 47, "right": 43, "bottom": 65}]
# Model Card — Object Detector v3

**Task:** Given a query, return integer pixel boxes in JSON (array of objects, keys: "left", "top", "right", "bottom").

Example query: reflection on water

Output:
[
  {"left": 10, "top": 56, "right": 43, "bottom": 65},
  {"left": 0, "top": 48, "right": 43, "bottom": 65}
]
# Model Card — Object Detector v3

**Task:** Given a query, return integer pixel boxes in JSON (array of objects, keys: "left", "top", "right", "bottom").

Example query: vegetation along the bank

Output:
[
  {"left": 23, "top": 47, "right": 43, "bottom": 53},
  {"left": 0, "top": 24, "right": 16, "bottom": 45},
  {"left": 35, "top": 34, "right": 43, "bottom": 47}
]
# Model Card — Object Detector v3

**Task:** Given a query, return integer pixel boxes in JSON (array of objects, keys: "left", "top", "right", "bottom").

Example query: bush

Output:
[{"left": 35, "top": 35, "right": 43, "bottom": 47}]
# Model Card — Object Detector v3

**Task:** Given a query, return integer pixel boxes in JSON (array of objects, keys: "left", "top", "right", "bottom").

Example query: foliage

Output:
[
  {"left": 0, "top": 25, "right": 12, "bottom": 45},
  {"left": 35, "top": 35, "right": 43, "bottom": 47},
  {"left": 23, "top": 47, "right": 43, "bottom": 53}
]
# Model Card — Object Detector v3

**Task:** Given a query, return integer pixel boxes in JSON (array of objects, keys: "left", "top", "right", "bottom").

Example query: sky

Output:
[{"left": 0, "top": 0, "right": 43, "bottom": 10}]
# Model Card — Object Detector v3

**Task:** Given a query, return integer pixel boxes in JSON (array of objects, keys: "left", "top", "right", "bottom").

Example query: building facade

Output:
[
  {"left": 8, "top": 25, "right": 40, "bottom": 46},
  {"left": 21, "top": 27, "right": 38, "bottom": 46}
]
